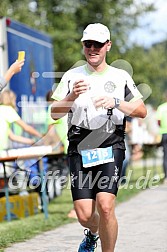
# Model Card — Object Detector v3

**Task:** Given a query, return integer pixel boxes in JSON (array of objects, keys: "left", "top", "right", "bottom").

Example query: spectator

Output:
[
  {"left": 144, "top": 104, "right": 160, "bottom": 144},
  {"left": 45, "top": 90, "right": 70, "bottom": 200},
  {"left": 121, "top": 117, "right": 132, "bottom": 184},
  {"left": 0, "top": 89, "right": 42, "bottom": 151},
  {"left": 46, "top": 90, "right": 68, "bottom": 153},
  {"left": 0, "top": 60, "right": 24, "bottom": 92},
  {"left": 156, "top": 91, "right": 167, "bottom": 184}
]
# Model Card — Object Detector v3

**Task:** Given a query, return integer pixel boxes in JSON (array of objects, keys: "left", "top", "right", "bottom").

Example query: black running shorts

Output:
[{"left": 68, "top": 148, "right": 125, "bottom": 201}]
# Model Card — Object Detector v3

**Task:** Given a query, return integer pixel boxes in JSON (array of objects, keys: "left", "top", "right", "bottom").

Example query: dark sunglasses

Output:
[{"left": 83, "top": 40, "right": 107, "bottom": 49}]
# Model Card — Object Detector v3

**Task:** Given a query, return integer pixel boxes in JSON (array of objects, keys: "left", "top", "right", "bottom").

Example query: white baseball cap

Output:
[{"left": 81, "top": 23, "right": 110, "bottom": 43}]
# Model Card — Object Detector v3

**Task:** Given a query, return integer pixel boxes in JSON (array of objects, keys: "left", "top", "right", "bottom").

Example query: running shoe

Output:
[{"left": 78, "top": 229, "right": 99, "bottom": 252}]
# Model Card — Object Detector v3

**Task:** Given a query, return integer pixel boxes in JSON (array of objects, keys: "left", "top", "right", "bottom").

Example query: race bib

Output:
[{"left": 81, "top": 146, "right": 114, "bottom": 168}]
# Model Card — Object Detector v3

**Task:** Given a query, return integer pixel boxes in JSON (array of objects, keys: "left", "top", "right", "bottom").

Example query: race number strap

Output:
[{"left": 81, "top": 146, "right": 114, "bottom": 168}]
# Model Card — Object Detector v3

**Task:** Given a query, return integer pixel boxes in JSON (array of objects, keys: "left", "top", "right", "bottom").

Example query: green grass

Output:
[
  {"left": 117, "top": 164, "right": 164, "bottom": 203},
  {"left": 0, "top": 188, "right": 75, "bottom": 251},
  {"left": 0, "top": 164, "right": 164, "bottom": 251}
]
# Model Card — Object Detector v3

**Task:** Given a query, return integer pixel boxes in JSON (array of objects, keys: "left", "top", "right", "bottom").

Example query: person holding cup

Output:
[
  {"left": 51, "top": 23, "right": 147, "bottom": 252},
  {"left": 0, "top": 59, "right": 25, "bottom": 92}
]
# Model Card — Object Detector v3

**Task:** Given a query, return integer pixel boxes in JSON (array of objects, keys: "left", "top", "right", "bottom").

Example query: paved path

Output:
[{"left": 5, "top": 184, "right": 167, "bottom": 252}]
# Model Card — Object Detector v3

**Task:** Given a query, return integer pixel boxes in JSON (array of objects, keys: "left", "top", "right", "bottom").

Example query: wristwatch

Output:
[{"left": 113, "top": 97, "right": 120, "bottom": 108}]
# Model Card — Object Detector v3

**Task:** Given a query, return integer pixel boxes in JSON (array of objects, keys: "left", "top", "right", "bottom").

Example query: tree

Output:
[
  {"left": 124, "top": 42, "right": 167, "bottom": 107},
  {"left": 1, "top": 0, "right": 155, "bottom": 73},
  {"left": 2, "top": 0, "right": 166, "bottom": 108}
]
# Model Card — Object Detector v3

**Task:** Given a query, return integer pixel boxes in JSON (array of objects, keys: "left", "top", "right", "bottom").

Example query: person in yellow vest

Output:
[
  {"left": 0, "top": 60, "right": 24, "bottom": 92},
  {"left": 45, "top": 90, "right": 69, "bottom": 200},
  {"left": 46, "top": 90, "right": 68, "bottom": 153},
  {"left": 0, "top": 89, "right": 42, "bottom": 151},
  {"left": 156, "top": 90, "right": 167, "bottom": 185}
]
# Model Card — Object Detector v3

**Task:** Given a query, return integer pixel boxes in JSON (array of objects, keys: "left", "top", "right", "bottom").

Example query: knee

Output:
[
  {"left": 77, "top": 209, "right": 94, "bottom": 226},
  {"left": 97, "top": 198, "right": 115, "bottom": 221}
]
